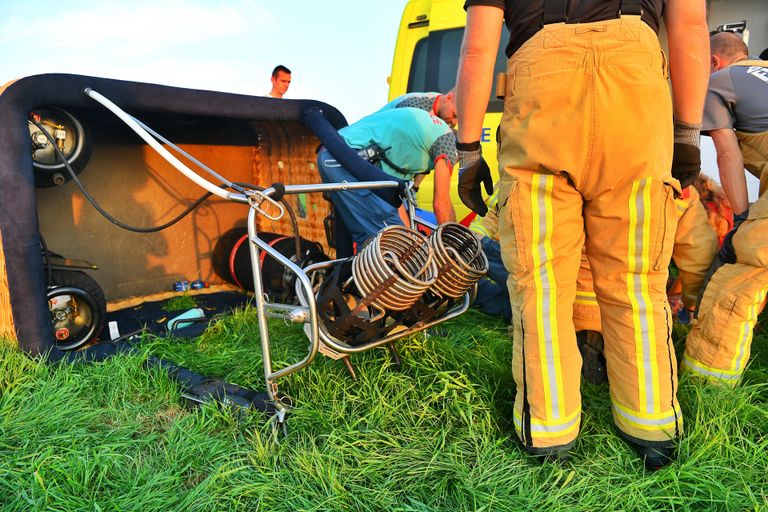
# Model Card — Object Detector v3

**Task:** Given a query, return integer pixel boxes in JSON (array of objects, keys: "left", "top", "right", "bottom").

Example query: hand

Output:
[
  {"left": 718, "top": 209, "right": 749, "bottom": 264},
  {"left": 457, "top": 141, "right": 493, "bottom": 216},
  {"left": 671, "top": 120, "right": 702, "bottom": 189}
]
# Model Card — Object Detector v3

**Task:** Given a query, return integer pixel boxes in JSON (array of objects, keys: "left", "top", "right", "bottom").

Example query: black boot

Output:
[
  {"left": 622, "top": 436, "right": 676, "bottom": 470},
  {"left": 576, "top": 330, "right": 607, "bottom": 385},
  {"left": 525, "top": 441, "right": 574, "bottom": 464}
]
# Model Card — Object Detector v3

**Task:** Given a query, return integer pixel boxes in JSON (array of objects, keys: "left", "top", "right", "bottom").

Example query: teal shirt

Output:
[{"left": 339, "top": 108, "right": 457, "bottom": 181}]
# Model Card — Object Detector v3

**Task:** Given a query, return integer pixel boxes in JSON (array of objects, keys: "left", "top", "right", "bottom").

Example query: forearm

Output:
[
  {"left": 456, "top": 6, "right": 503, "bottom": 143},
  {"left": 711, "top": 129, "right": 749, "bottom": 213},
  {"left": 434, "top": 200, "right": 456, "bottom": 224},
  {"left": 717, "top": 152, "right": 749, "bottom": 214},
  {"left": 433, "top": 160, "right": 456, "bottom": 224},
  {"left": 665, "top": 0, "right": 709, "bottom": 124}
]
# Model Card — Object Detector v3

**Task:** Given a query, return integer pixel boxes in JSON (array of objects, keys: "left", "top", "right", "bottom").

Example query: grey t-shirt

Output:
[{"left": 703, "top": 60, "right": 768, "bottom": 134}]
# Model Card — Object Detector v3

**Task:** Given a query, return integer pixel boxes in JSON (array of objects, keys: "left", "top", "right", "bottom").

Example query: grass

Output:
[
  {"left": 0, "top": 305, "right": 766, "bottom": 511},
  {"left": 163, "top": 294, "right": 198, "bottom": 312}
]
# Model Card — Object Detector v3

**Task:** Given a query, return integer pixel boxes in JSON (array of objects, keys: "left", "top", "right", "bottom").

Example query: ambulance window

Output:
[{"left": 407, "top": 26, "right": 509, "bottom": 113}]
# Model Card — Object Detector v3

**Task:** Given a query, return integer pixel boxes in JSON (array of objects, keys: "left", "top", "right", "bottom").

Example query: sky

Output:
[
  {"left": 0, "top": 0, "right": 759, "bottom": 199},
  {"left": 0, "top": 0, "right": 405, "bottom": 123}
]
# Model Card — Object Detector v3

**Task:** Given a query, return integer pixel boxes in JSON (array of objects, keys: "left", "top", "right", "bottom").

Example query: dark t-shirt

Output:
[{"left": 464, "top": 0, "right": 664, "bottom": 57}]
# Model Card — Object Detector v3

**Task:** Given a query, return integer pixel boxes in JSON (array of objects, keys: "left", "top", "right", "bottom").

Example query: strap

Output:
[
  {"left": 620, "top": 0, "right": 643, "bottom": 16},
  {"left": 542, "top": 0, "right": 568, "bottom": 25}
]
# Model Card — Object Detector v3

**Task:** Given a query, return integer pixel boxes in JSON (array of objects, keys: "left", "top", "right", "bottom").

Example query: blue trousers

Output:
[
  {"left": 474, "top": 236, "right": 511, "bottom": 321},
  {"left": 317, "top": 148, "right": 404, "bottom": 246}
]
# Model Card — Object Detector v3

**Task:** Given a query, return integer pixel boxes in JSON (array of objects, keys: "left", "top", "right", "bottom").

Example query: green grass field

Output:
[{"left": 0, "top": 306, "right": 766, "bottom": 511}]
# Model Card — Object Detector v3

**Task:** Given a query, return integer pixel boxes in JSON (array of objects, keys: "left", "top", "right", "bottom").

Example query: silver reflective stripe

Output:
[
  {"left": 632, "top": 178, "right": 656, "bottom": 413},
  {"left": 536, "top": 175, "right": 560, "bottom": 419},
  {"left": 513, "top": 411, "right": 580, "bottom": 434},
  {"left": 683, "top": 355, "right": 741, "bottom": 382},
  {"left": 613, "top": 404, "right": 679, "bottom": 427}
]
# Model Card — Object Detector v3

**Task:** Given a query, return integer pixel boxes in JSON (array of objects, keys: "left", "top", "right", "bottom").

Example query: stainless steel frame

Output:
[{"left": 84, "top": 88, "right": 475, "bottom": 424}]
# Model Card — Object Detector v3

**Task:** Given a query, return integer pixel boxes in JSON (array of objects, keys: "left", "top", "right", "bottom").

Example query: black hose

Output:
[
  {"left": 32, "top": 118, "right": 216, "bottom": 233},
  {"left": 32, "top": 118, "right": 302, "bottom": 258}
]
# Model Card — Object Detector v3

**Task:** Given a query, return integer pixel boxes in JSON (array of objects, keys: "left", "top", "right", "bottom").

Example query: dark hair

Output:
[
  {"left": 760, "top": 48, "right": 768, "bottom": 60},
  {"left": 272, "top": 65, "right": 291, "bottom": 77},
  {"left": 710, "top": 32, "right": 748, "bottom": 60}
]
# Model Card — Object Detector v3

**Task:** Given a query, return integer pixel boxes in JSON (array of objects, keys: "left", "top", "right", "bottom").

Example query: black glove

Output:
[
  {"left": 671, "top": 120, "right": 702, "bottom": 189},
  {"left": 457, "top": 141, "right": 493, "bottom": 216},
  {"left": 719, "top": 209, "right": 749, "bottom": 264}
]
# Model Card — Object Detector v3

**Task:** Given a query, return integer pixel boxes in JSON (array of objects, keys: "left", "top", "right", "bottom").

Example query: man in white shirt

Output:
[{"left": 267, "top": 65, "right": 291, "bottom": 98}]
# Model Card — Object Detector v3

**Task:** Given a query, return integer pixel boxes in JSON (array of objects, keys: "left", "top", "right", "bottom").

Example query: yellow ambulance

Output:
[
  {"left": 388, "top": 0, "right": 768, "bottom": 217},
  {"left": 387, "top": 0, "right": 508, "bottom": 222}
]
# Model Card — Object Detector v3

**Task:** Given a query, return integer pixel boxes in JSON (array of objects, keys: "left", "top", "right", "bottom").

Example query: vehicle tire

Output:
[
  {"left": 29, "top": 107, "right": 92, "bottom": 188},
  {"left": 47, "top": 270, "right": 106, "bottom": 350}
]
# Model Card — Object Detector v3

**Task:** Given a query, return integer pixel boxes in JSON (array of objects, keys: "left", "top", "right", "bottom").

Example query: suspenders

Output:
[{"left": 542, "top": 0, "right": 643, "bottom": 26}]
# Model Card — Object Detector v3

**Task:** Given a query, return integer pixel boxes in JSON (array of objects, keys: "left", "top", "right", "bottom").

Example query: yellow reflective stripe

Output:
[
  {"left": 627, "top": 179, "right": 660, "bottom": 415},
  {"left": 614, "top": 409, "right": 680, "bottom": 431},
  {"left": 682, "top": 354, "right": 741, "bottom": 384},
  {"left": 513, "top": 408, "right": 580, "bottom": 438},
  {"left": 613, "top": 401, "right": 681, "bottom": 431},
  {"left": 469, "top": 222, "right": 492, "bottom": 238},
  {"left": 531, "top": 175, "right": 563, "bottom": 420},
  {"left": 575, "top": 291, "right": 597, "bottom": 306},
  {"left": 731, "top": 288, "right": 768, "bottom": 373}
]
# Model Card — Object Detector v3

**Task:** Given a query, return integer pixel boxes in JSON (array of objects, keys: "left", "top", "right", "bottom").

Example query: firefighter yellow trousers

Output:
[
  {"left": 574, "top": 185, "right": 718, "bottom": 332},
  {"left": 684, "top": 134, "right": 768, "bottom": 384},
  {"left": 498, "top": 16, "right": 682, "bottom": 450}
]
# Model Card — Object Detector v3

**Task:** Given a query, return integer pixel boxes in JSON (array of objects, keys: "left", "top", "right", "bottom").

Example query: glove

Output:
[
  {"left": 671, "top": 120, "right": 702, "bottom": 189},
  {"left": 457, "top": 141, "right": 493, "bottom": 216},
  {"left": 719, "top": 209, "right": 749, "bottom": 264}
]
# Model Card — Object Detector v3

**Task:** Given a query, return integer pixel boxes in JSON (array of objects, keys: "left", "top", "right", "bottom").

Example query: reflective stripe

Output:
[
  {"left": 732, "top": 288, "right": 768, "bottom": 372},
  {"left": 613, "top": 402, "right": 681, "bottom": 430},
  {"left": 627, "top": 178, "right": 659, "bottom": 415},
  {"left": 575, "top": 291, "right": 597, "bottom": 305},
  {"left": 468, "top": 189, "right": 500, "bottom": 237},
  {"left": 513, "top": 408, "right": 580, "bottom": 437},
  {"left": 531, "top": 175, "right": 564, "bottom": 420},
  {"left": 682, "top": 354, "right": 741, "bottom": 384}
]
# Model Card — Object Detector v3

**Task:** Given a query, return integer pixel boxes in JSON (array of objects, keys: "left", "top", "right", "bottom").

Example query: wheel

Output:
[
  {"left": 29, "top": 107, "right": 92, "bottom": 188},
  {"left": 47, "top": 270, "right": 106, "bottom": 350}
]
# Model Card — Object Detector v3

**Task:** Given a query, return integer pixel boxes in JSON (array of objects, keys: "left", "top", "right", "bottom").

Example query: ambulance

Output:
[{"left": 387, "top": 0, "right": 768, "bottom": 217}]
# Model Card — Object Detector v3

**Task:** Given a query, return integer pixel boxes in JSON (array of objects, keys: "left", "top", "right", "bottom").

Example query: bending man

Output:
[{"left": 317, "top": 107, "right": 457, "bottom": 245}]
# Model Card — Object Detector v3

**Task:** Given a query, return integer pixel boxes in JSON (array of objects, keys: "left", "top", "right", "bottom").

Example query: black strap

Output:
[
  {"left": 543, "top": 0, "right": 643, "bottom": 26},
  {"left": 542, "top": 0, "right": 568, "bottom": 25},
  {"left": 620, "top": 0, "right": 643, "bottom": 16}
]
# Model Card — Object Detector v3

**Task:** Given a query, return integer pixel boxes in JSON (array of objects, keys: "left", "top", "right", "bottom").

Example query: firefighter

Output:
[
  {"left": 454, "top": 0, "right": 709, "bottom": 469},
  {"left": 684, "top": 32, "right": 768, "bottom": 384}
]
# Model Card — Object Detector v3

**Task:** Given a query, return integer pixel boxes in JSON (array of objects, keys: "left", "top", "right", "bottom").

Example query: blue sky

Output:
[
  {"left": 0, "top": 0, "right": 404, "bottom": 123},
  {"left": 0, "top": 0, "right": 759, "bottom": 198}
]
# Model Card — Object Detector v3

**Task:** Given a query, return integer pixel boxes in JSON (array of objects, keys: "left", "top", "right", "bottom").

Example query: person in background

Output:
[
  {"left": 455, "top": 0, "right": 709, "bottom": 469},
  {"left": 267, "top": 65, "right": 291, "bottom": 98},
  {"left": 684, "top": 32, "right": 768, "bottom": 385}
]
